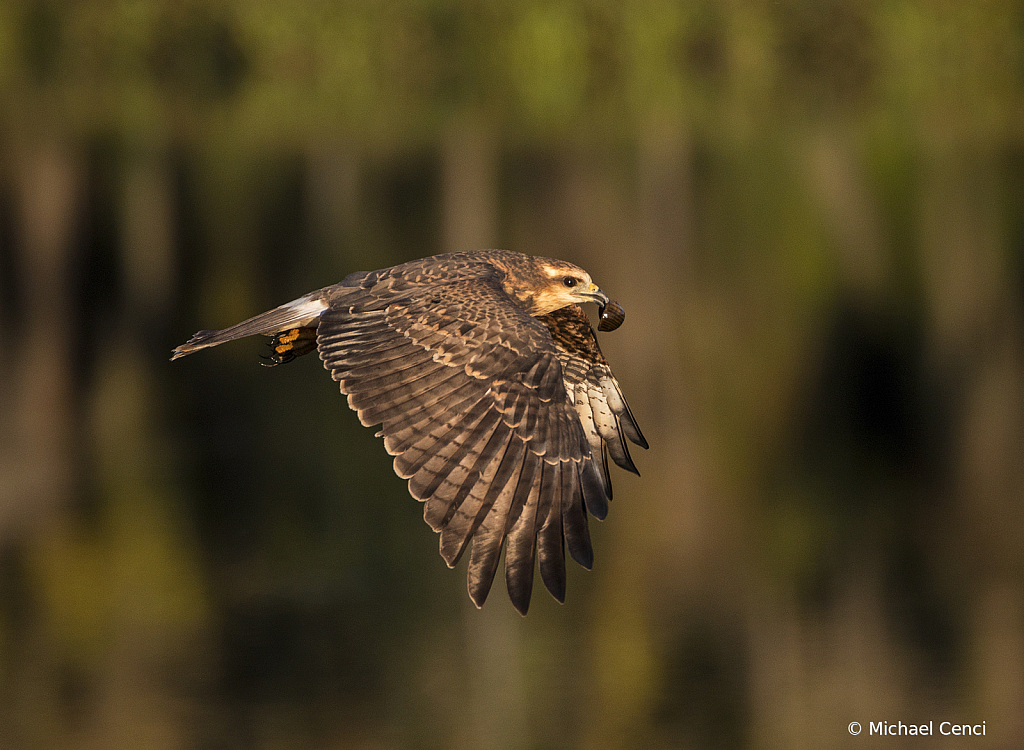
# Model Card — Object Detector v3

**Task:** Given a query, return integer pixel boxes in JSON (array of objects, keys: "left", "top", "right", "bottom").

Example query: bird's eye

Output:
[{"left": 562, "top": 276, "right": 579, "bottom": 288}]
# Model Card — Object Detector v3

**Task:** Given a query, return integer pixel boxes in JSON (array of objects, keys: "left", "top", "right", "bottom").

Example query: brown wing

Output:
[
  {"left": 316, "top": 268, "right": 609, "bottom": 615},
  {"left": 538, "top": 304, "right": 648, "bottom": 514}
]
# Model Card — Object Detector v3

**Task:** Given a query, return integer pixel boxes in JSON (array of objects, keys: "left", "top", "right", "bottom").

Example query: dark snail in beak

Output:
[{"left": 598, "top": 299, "right": 625, "bottom": 332}]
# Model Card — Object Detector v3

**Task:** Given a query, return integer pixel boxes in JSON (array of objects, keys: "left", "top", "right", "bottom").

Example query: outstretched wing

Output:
[
  {"left": 316, "top": 271, "right": 610, "bottom": 615},
  {"left": 537, "top": 304, "right": 648, "bottom": 518}
]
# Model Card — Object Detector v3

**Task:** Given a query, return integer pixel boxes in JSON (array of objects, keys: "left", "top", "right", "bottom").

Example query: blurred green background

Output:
[{"left": 1, "top": 1, "right": 1023, "bottom": 748}]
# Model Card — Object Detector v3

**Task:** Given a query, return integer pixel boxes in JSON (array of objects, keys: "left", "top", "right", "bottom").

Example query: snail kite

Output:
[{"left": 173, "top": 250, "right": 647, "bottom": 614}]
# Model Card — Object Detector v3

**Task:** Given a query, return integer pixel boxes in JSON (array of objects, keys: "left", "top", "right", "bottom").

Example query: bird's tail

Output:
[{"left": 171, "top": 291, "right": 330, "bottom": 360}]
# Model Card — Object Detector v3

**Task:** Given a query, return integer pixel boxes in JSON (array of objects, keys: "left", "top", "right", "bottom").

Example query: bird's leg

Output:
[{"left": 260, "top": 327, "right": 319, "bottom": 366}]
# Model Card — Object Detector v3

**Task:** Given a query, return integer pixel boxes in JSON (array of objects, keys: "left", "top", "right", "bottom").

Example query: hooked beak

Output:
[
  {"left": 576, "top": 283, "right": 626, "bottom": 331},
  {"left": 576, "top": 283, "right": 610, "bottom": 307}
]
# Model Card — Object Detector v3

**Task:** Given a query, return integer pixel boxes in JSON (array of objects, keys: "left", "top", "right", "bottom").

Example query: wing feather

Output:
[
  {"left": 437, "top": 427, "right": 518, "bottom": 566},
  {"left": 466, "top": 447, "right": 538, "bottom": 608},
  {"left": 536, "top": 461, "right": 569, "bottom": 602},
  {"left": 502, "top": 454, "right": 545, "bottom": 614},
  {"left": 563, "top": 462, "right": 594, "bottom": 569},
  {"left": 414, "top": 400, "right": 500, "bottom": 510}
]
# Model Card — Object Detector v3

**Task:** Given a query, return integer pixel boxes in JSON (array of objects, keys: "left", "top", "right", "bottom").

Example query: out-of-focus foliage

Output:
[
  {"left": 1, "top": 1, "right": 1023, "bottom": 749},
  {"left": 4, "top": 0, "right": 1019, "bottom": 143}
]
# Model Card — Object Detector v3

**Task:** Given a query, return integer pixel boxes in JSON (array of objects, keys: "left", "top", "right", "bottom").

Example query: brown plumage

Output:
[{"left": 172, "top": 250, "right": 647, "bottom": 614}]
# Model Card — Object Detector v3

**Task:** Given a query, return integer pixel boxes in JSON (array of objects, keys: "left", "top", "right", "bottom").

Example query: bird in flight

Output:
[{"left": 173, "top": 250, "right": 646, "bottom": 614}]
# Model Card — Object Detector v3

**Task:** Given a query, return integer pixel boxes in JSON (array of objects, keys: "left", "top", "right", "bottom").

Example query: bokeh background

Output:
[{"left": 2, "top": 1, "right": 1023, "bottom": 748}]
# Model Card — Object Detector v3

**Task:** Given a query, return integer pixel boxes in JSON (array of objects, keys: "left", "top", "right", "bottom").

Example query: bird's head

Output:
[{"left": 525, "top": 259, "right": 610, "bottom": 316}]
